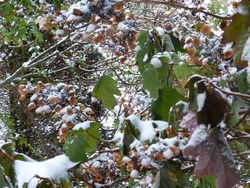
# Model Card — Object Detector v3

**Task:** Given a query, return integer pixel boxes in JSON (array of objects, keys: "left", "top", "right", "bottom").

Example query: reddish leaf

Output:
[
  {"left": 179, "top": 111, "right": 198, "bottom": 134},
  {"left": 185, "top": 127, "right": 240, "bottom": 188}
]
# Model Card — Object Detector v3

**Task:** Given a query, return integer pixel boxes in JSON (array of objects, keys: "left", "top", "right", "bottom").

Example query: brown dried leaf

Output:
[
  {"left": 19, "top": 94, "right": 26, "bottom": 101},
  {"left": 69, "top": 96, "right": 77, "bottom": 106},
  {"left": 47, "top": 95, "right": 59, "bottom": 103},
  {"left": 28, "top": 102, "right": 36, "bottom": 110},
  {"left": 18, "top": 85, "right": 25, "bottom": 94},
  {"left": 55, "top": 104, "right": 62, "bottom": 112},
  {"left": 220, "top": 19, "right": 228, "bottom": 31},
  {"left": 73, "top": 8, "right": 82, "bottom": 15},
  {"left": 114, "top": 1, "right": 124, "bottom": 11},
  {"left": 200, "top": 24, "right": 211, "bottom": 35},
  {"left": 113, "top": 152, "right": 121, "bottom": 161},
  {"left": 193, "top": 36, "right": 200, "bottom": 48},
  {"left": 67, "top": 107, "right": 74, "bottom": 115}
]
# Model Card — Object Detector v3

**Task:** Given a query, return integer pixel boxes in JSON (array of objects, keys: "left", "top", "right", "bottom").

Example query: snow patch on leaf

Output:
[{"left": 14, "top": 155, "right": 77, "bottom": 188}]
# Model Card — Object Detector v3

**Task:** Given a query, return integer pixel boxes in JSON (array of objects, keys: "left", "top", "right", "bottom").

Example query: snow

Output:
[
  {"left": 163, "top": 149, "right": 174, "bottom": 159},
  {"left": 86, "top": 24, "right": 96, "bottom": 33},
  {"left": 92, "top": 161, "right": 101, "bottom": 168},
  {"left": 184, "top": 124, "right": 208, "bottom": 148},
  {"left": 238, "top": 4, "right": 249, "bottom": 16},
  {"left": 125, "top": 115, "right": 168, "bottom": 141},
  {"left": 143, "top": 53, "right": 148, "bottom": 62},
  {"left": 55, "top": 29, "right": 64, "bottom": 36},
  {"left": 111, "top": 130, "right": 124, "bottom": 146},
  {"left": 130, "top": 169, "right": 139, "bottom": 179},
  {"left": 62, "top": 113, "right": 76, "bottom": 123},
  {"left": 73, "top": 121, "right": 94, "bottom": 131},
  {"left": 248, "top": 61, "right": 250, "bottom": 85},
  {"left": 196, "top": 91, "right": 206, "bottom": 112},
  {"left": 122, "top": 156, "right": 131, "bottom": 163},
  {"left": 140, "top": 174, "right": 153, "bottom": 185},
  {"left": 141, "top": 158, "right": 151, "bottom": 167},
  {"left": 30, "top": 94, "right": 37, "bottom": 102},
  {"left": 242, "top": 36, "right": 250, "bottom": 62},
  {"left": 155, "top": 26, "right": 165, "bottom": 35},
  {"left": 117, "top": 22, "right": 129, "bottom": 32},
  {"left": 35, "top": 105, "right": 51, "bottom": 114},
  {"left": 150, "top": 57, "right": 162, "bottom": 68},
  {"left": 14, "top": 154, "right": 77, "bottom": 188}
]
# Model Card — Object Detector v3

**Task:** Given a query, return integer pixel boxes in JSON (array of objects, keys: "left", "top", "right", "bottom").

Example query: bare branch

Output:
[
  {"left": 0, "top": 36, "right": 68, "bottom": 88},
  {"left": 129, "top": 0, "right": 233, "bottom": 20}
]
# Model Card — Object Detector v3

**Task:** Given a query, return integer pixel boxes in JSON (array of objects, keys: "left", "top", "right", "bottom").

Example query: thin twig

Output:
[
  {"left": 129, "top": 0, "right": 233, "bottom": 20},
  {"left": 0, "top": 36, "right": 68, "bottom": 88}
]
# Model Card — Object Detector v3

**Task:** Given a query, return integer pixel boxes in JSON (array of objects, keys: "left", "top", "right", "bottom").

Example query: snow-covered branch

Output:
[{"left": 0, "top": 36, "right": 68, "bottom": 88}]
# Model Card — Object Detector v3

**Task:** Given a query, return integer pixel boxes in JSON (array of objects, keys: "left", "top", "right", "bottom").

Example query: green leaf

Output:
[
  {"left": 169, "top": 33, "right": 186, "bottom": 53},
  {"left": 201, "top": 176, "right": 216, "bottom": 188},
  {"left": 82, "top": 122, "right": 101, "bottom": 153},
  {"left": 154, "top": 164, "right": 189, "bottom": 188},
  {"left": 142, "top": 68, "right": 162, "bottom": 98},
  {"left": 71, "top": 122, "right": 101, "bottom": 154},
  {"left": 151, "top": 87, "right": 185, "bottom": 121},
  {"left": 21, "top": 0, "right": 33, "bottom": 8},
  {"left": 18, "top": 27, "right": 27, "bottom": 38},
  {"left": 0, "top": 166, "right": 5, "bottom": 188},
  {"left": 233, "top": 32, "right": 249, "bottom": 70},
  {"left": 92, "top": 75, "right": 120, "bottom": 110},
  {"left": 2, "top": 2, "right": 14, "bottom": 15},
  {"left": 237, "top": 69, "right": 250, "bottom": 94},
  {"left": 52, "top": 0, "right": 61, "bottom": 10},
  {"left": 162, "top": 34, "right": 175, "bottom": 52},
  {"left": 138, "top": 31, "right": 149, "bottom": 47},
  {"left": 222, "top": 13, "right": 247, "bottom": 44},
  {"left": 63, "top": 134, "right": 88, "bottom": 162},
  {"left": 174, "top": 61, "right": 195, "bottom": 86},
  {"left": 136, "top": 31, "right": 153, "bottom": 73}
]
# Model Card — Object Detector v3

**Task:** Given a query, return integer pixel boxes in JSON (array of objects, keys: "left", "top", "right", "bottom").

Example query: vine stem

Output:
[
  {"left": 0, "top": 148, "right": 14, "bottom": 163},
  {"left": 129, "top": 0, "right": 233, "bottom": 20},
  {"left": 209, "top": 81, "right": 250, "bottom": 99}
]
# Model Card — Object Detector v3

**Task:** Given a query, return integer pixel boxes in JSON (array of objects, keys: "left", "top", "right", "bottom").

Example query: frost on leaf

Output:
[
  {"left": 179, "top": 111, "right": 198, "bottom": 134},
  {"left": 184, "top": 127, "right": 240, "bottom": 188}
]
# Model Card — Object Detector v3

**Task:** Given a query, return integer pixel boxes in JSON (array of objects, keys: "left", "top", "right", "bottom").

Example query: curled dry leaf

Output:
[
  {"left": 200, "top": 24, "right": 211, "bottom": 35},
  {"left": 47, "top": 95, "right": 59, "bottom": 103},
  {"left": 54, "top": 104, "right": 62, "bottom": 112},
  {"left": 19, "top": 94, "right": 26, "bottom": 101},
  {"left": 28, "top": 102, "right": 36, "bottom": 110}
]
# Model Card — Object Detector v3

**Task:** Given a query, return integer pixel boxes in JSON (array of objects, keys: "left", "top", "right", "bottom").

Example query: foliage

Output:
[{"left": 0, "top": 0, "right": 250, "bottom": 188}]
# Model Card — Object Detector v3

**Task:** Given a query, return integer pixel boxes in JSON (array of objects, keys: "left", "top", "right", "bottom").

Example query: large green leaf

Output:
[
  {"left": 151, "top": 87, "right": 184, "bottom": 121},
  {"left": 222, "top": 13, "right": 247, "bottom": 44},
  {"left": 81, "top": 122, "right": 101, "bottom": 153},
  {"left": 1, "top": 2, "right": 14, "bottom": 15},
  {"left": 63, "top": 134, "right": 88, "bottom": 162},
  {"left": 63, "top": 122, "right": 102, "bottom": 163},
  {"left": 142, "top": 68, "right": 162, "bottom": 98},
  {"left": 92, "top": 75, "right": 120, "bottom": 110}
]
